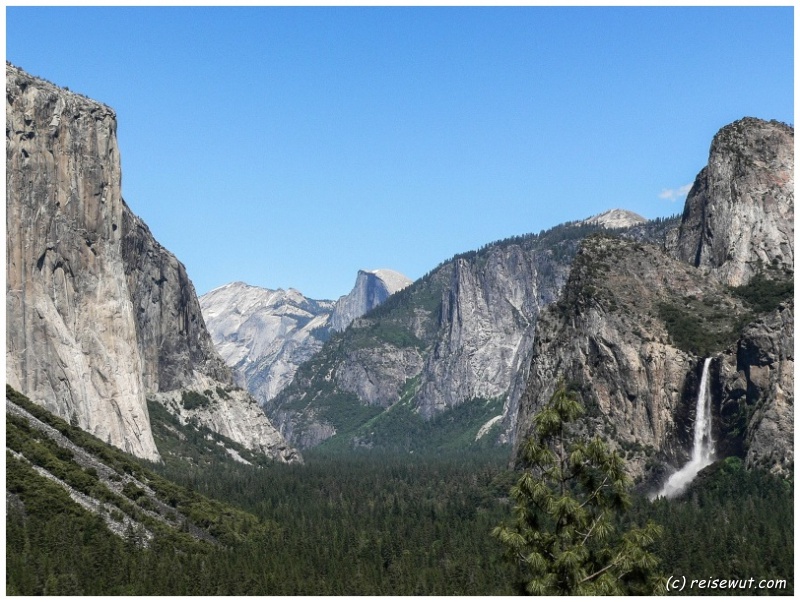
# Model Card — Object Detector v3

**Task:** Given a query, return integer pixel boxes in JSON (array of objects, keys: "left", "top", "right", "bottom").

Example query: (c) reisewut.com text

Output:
[{"left": 666, "top": 576, "right": 788, "bottom": 593}]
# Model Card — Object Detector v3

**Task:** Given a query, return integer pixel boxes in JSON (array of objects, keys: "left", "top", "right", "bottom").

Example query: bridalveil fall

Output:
[{"left": 655, "top": 358, "right": 714, "bottom": 499}]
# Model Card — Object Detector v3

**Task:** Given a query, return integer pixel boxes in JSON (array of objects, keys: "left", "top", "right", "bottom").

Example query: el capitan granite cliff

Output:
[{"left": 6, "top": 63, "right": 299, "bottom": 464}]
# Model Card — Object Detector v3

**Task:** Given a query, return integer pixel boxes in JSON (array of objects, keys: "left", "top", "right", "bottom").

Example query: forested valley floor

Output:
[{"left": 6, "top": 394, "right": 793, "bottom": 596}]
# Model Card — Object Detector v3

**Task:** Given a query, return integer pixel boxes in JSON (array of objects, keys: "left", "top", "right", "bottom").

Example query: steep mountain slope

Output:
[
  {"left": 514, "top": 118, "right": 793, "bottom": 483},
  {"left": 6, "top": 385, "right": 283, "bottom": 595},
  {"left": 513, "top": 234, "right": 751, "bottom": 480},
  {"left": 670, "top": 117, "right": 793, "bottom": 285},
  {"left": 199, "top": 282, "right": 335, "bottom": 402},
  {"left": 6, "top": 63, "right": 298, "bottom": 464},
  {"left": 199, "top": 269, "right": 410, "bottom": 406},
  {"left": 266, "top": 214, "right": 678, "bottom": 451},
  {"left": 6, "top": 64, "right": 158, "bottom": 460},
  {"left": 329, "top": 269, "right": 413, "bottom": 331},
  {"left": 8, "top": 386, "right": 221, "bottom": 545}
]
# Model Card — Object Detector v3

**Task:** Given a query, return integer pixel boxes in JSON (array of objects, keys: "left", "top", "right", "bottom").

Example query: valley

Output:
[
  {"left": 6, "top": 60, "right": 793, "bottom": 596},
  {"left": 7, "top": 386, "right": 792, "bottom": 595}
]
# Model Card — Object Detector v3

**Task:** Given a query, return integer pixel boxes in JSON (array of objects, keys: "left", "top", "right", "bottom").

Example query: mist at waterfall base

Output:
[{"left": 653, "top": 358, "right": 715, "bottom": 499}]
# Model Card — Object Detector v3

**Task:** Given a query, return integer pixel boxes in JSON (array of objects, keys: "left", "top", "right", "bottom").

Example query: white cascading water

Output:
[{"left": 654, "top": 357, "right": 714, "bottom": 499}]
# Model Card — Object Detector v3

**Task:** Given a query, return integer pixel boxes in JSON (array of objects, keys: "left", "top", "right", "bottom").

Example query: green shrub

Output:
[
  {"left": 122, "top": 481, "right": 146, "bottom": 501},
  {"left": 731, "top": 272, "right": 793, "bottom": 314},
  {"left": 181, "top": 391, "right": 211, "bottom": 411},
  {"left": 657, "top": 301, "right": 740, "bottom": 356}
]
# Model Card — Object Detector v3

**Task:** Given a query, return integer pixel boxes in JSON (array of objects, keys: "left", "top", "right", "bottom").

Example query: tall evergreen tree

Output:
[{"left": 493, "top": 382, "right": 664, "bottom": 595}]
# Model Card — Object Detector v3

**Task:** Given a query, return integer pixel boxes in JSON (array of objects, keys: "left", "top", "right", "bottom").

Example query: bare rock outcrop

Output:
[
  {"left": 514, "top": 118, "right": 793, "bottom": 482},
  {"left": 199, "top": 282, "right": 334, "bottom": 403},
  {"left": 121, "top": 211, "right": 233, "bottom": 392},
  {"left": 513, "top": 235, "right": 751, "bottom": 480},
  {"left": 671, "top": 118, "right": 793, "bottom": 286},
  {"left": 581, "top": 208, "right": 648, "bottom": 230},
  {"left": 415, "top": 245, "right": 545, "bottom": 419},
  {"left": 6, "top": 63, "right": 159, "bottom": 461},
  {"left": 6, "top": 63, "right": 298, "bottom": 463},
  {"left": 199, "top": 270, "right": 411, "bottom": 409},
  {"left": 717, "top": 301, "right": 793, "bottom": 476},
  {"left": 330, "top": 269, "right": 412, "bottom": 332}
]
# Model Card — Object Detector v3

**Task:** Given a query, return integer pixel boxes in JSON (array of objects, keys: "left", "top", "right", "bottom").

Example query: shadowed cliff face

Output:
[
  {"left": 717, "top": 300, "right": 793, "bottom": 474},
  {"left": 515, "top": 118, "right": 793, "bottom": 482},
  {"left": 329, "top": 269, "right": 413, "bottom": 332},
  {"left": 120, "top": 208, "right": 233, "bottom": 392},
  {"left": 6, "top": 63, "right": 299, "bottom": 464}
]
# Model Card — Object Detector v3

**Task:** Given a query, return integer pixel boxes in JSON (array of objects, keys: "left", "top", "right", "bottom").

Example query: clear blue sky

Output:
[{"left": 6, "top": 6, "right": 794, "bottom": 300}]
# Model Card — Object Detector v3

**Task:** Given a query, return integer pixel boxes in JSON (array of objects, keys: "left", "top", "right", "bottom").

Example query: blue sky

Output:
[{"left": 6, "top": 6, "right": 794, "bottom": 299}]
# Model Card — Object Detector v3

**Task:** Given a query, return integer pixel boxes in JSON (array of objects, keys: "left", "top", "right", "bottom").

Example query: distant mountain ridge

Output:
[
  {"left": 580, "top": 208, "right": 648, "bottom": 229},
  {"left": 263, "top": 211, "right": 679, "bottom": 451},
  {"left": 199, "top": 269, "right": 411, "bottom": 406},
  {"left": 253, "top": 119, "right": 791, "bottom": 475}
]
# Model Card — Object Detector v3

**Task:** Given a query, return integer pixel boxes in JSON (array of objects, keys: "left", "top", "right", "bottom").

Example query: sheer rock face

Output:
[
  {"left": 671, "top": 118, "right": 794, "bottom": 286},
  {"left": 120, "top": 211, "right": 233, "bottom": 393},
  {"left": 415, "top": 246, "right": 548, "bottom": 420},
  {"left": 515, "top": 118, "right": 793, "bottom": 481},
  {"left": 6, "top": 64, "right": 298, "bottom": 464},
  {"left": 718, "top": 301, "right": 793, "bottom": 475},
  {"left": 336, "top": 343, "right": 426, "bottom": 409},
  {"left": 512, "top": 236, "right": 750, "bottom": 480},
  {"left": 6, "top": 64, "right": 159, "bottom": 461},
  {"left": 329, "top": 269, "right": 412, "bottom": 332}
]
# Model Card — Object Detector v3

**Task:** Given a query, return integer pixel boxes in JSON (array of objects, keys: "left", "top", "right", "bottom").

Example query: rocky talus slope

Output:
[
  {"left": 6, "top": 63, "right": 298, "bottom": 464},
  {"left": 514, "top": 118, "right": 793, "bottom": 482}
]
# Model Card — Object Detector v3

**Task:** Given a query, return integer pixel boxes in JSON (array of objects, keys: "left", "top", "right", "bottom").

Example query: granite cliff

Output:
[
  {"left": 514, "top": 118, "right": 793, "bottom": 483},
  {"left": 266, "top": 213, "right": 676, "bottom": 450},
  {"left": 329, "top": 269, "right": 412, "bottom": 332},
  {"left": 199, "top": 269, "right": 410, "bottom": 407},
  {"left": 6, "top": 64, "right": 299, "bottom": 464},
  {"left": 199, "top": 282, "right": 335, "bottom": 404},
  {"left": 670, "top": 118, "right": 793, "bottom": 286}
]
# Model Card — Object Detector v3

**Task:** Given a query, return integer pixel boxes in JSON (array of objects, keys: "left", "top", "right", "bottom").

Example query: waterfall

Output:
[{"left": 655, "top": 357, "right": 714, "bottom": 499}]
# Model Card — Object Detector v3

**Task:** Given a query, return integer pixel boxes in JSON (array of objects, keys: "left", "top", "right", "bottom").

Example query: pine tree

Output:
[{"left": 493, "top": 382, "right": 664, "bottom": 595}]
